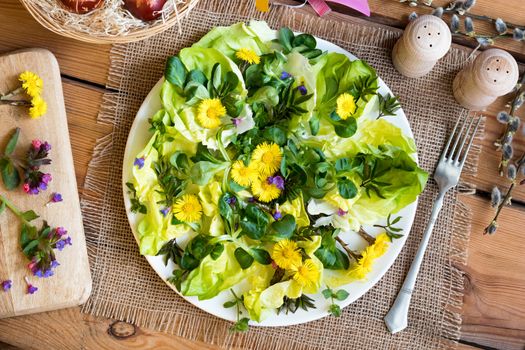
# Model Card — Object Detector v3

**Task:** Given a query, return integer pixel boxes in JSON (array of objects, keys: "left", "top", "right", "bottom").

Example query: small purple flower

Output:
[
  {"left": 28, "top": 259, "right": 39, "bottom": 275},
  {"left": 280, "top": 71, "right": 291, "bottom": 80},
  {"left": 27, "top": 284, "right": 38, "bottom": 294},
  {"left": 55, "top": 236, "right": 72, "bottom": 251},
  {"left": 41, "top": 141, "right": 51, "bottom": 152},
  {"left": 232, "top": 118, "right": 242, "bottom": 127},
  {"left": 1, "top": 280, "right": 12, "bottom": 292},
  {"left": 273, "top": 211, "right": 282, "bottom": 220},
  {"left": 248, "top": 197, "right": 256, "bottom": 203},
  {"left": 55, "top": 227, "right": 67, "bottom": 237},
  {"left": 298, "top": 85, "right": 307, "bottom": 96},
  {"left": 227, "top": 196, "right": 237, "bottom": 206},
  {"left": 42, "top": 173, "right": 52, "bottom": 184},
  {"left": 50, "top": 192, "right": 63, "bottom": 203},
  {"left": 51, "top": 260, "right": 60, "bottom": 269},
  {"left": 24, "top": 277, "right": 38, "bottom": 294},
  {"left": 160, "top": 207, "right": 170, "bottom": 217},
  {"left": 134, "top": 157, "right": 145, "bottom": 169},
  {"left": 337, "top": 208, "right": 348, "bottom": 217},
  {"left": 267, "top": 175, "right": 285, "bottom": 190}
]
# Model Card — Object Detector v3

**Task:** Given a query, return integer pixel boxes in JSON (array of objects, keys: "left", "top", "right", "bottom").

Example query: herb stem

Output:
[
  {"left": 0, "top": 100, "right": 31, "bottom": 106},
  {"left": 335, "top": 236, "right": 360, "bottom": 261},
  {"left": 0, "top": 193, "right": 29, "bottom": 224},
  {"left": 0, "top": 87, "right": 24, "bottom": 100}
]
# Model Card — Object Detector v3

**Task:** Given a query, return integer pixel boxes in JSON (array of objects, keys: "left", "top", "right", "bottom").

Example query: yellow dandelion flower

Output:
[
  {"left": 231, "top": 160, "right": 258, "bottom": 187},
  {"left": 348, "top": 247, "right": 375, "bottom": 280},
  {"left": 272, "top": 239, "right": 302, "bottom": 270},
  {"left": 197, "top": 98, "right": 226, "bottom": 129},
  {"left": 172, "top": 194, "right": 203, "bottom": 223},
  {"left": 19, "top": 71, "right": 43, "bottom": 97},
  {"left": 28, "top": 95, "right": 47, "bottom": 119},
  {"left": 291, "top": 259, "right": 320, "bottom": 288},
  {"left": 251, "top": 176, "right": 281, "bottom": 202},
  {"left": 235, "top": 48, "right": 261, "bottom": 65},
  {"left": 369, "top": 233, "right": 390, "bottom": 258},
  {"left": 251, "top": 142, "right": 282, "bottom": 176},
  {"left": 336, "top": 93, "right": 357, "bottom": 120}
]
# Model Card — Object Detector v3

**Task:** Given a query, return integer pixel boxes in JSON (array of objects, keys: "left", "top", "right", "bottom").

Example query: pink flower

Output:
[
  {"left": 32, "top": 140, "right": 42, "bottom": 149},
  {"left": 23, "top": 183, "right": 30, "bottom": 193},
  {"left": 337, "top": 208, "right": 348, "bottom": 216}
]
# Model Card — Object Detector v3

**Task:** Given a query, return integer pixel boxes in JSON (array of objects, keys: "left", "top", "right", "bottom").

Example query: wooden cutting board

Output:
[{"left": 0, "top": 49, "right": 91, "bottom": 318}]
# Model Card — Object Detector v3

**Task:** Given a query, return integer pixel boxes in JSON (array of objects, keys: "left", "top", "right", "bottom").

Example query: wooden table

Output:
[{"left": 0, "top": 0, "right": 524, "bottom": 349}]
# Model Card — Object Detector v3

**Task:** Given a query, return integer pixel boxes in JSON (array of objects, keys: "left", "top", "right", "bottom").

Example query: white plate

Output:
[{"left": 122, "top": 37, "right": 418, "bottom": 327}]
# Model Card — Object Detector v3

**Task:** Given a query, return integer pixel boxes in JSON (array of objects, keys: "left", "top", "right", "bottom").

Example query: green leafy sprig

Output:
[
  {"left": 277, "top": 294, "right": 316, "bottom": 315},
  {"left": 125, "top": 182, "right": 147, "bottom": 214},
  {"left": 0, "top": 128, "right": 21, "bottom": 189},
  {"left": 377, "top": 93, "right": 401, "bottom": 119},
  {"left": 373, "top": 214, "right": 404, "bottom": 240},
  {"left": 322, "top": 287, "right": 349, "bottom": 317},
  {"left": 224, "top": 289, "right": 250, "bottom": 332}
]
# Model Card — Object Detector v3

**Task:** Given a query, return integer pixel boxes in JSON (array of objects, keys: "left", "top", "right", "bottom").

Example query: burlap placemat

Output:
[{"left": 81, "top": 1, "right": 483, "bottom": 349}]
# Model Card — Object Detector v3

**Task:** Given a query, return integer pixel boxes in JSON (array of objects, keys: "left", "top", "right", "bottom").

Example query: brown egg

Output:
[
  {"left": 59, "top": 0, "right": 104, "bottom": 14},
  {"left": 124, "top": 0, "right": 167, "bottom": 21}
]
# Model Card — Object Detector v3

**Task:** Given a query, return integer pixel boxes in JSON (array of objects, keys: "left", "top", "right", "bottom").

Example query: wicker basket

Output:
[{"left": 20, "top": 0, "right": 200, "bottom": 44}]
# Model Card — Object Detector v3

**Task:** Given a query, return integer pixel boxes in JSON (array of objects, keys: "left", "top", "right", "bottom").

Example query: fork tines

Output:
[{"left": 441, "top": 115, "right": 482, "bottom": 165}]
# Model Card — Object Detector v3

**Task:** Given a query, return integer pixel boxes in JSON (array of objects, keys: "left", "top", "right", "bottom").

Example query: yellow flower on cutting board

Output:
[
  {"left": 271, "top": 239, "right": 302, "bottom": 270},
  {"left": 291, "top": 259, "right": 320, "bottom": 288},
  {"left": 235, "top": 48, "right": 261, "bottom": 65},
  {"left": 173, "top": 194, "right": 203, "bottom": 223},
  {"left": 251, "top": 142, "right": 282, "bottom": 176},
  {"left": 197, "top": 98, "right": 226, "bottom": 129},
  {"left": 19, "top": 71, "right": 43, "bottom": 97},
  {"left": 251, "top": 176, "right": 281, "bottom": 203},
  {"left": 336, "top": 92, "right": 357, "bottom": 120},
  {"left": 231, "top": 160, "right": 258, "bottom": 187},
  {"left": 28, "top": 95, "right": 47, "bottom": 119}
]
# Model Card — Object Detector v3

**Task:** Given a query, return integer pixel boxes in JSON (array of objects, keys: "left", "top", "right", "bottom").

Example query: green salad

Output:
[{"left": 126, "top": 21, "right": 428, "bottom": 325}]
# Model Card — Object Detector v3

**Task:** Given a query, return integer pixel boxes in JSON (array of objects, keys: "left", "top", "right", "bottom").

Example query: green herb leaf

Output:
[
  {"left": 309, "top": 115, "right": 320, "bottom": 135},
  {"left": 292, "top": 34, "right": 316, "bottom": 49},
  {"left": 230, "top": 317, "right": 250, "bottom": 333},
  {"left": 190, "top": 161, "right": 227, "bottom": 185},
  {"left": 218, "top": 193, "right": 234, "bottom": 222},
  {"left": 329, "top": 304, "right": 342, "bottom": 317},
  {"left": 334, "top": 289, "right": 349, "bottom": 301},
  {"left": 4, "top": 128, "right": 20, "bottom": 155},
  {"left": 251, "top": 248, "right": 272, "bottom": 265},
  {"left": 21, "top": 210, "right": 39, "bottom": 222},
  {"left": 22, "top": 239, "right": 39, "bottom": 256},
  {"left": 210, "top": 243, "right": 225, "bottom": 260},
  {"left": 234, "top": 247, "right": 254, "bottom": 269},
  {"left": 0, "top": 158, "right": 20, "bottom": 190},
  {"left": 180, "top": 252, "right": 200, "bottom": 270},
  {"left": 337, "top": 178, "right": 358, "bottom": 199},
  {"left": 223, "top": 300, "right": 237, "bottom": 308},
  {"left": 331, "top": 116, "right": 357, "bottom": 138},
  {"left": 263, "top": 126, "right": 286, "bottom": 146},
  {"left": 278, "top": 27, "right": 294, "bottom": 53},
  {"left": 186, "top": 69, "right": 207, "bottom": 86},
  {"left": 165, "top": 56, "right": 187, "bottom": 88},
  {"left": 271, "top": 214, "right": 296, "bottom": 238},
  {"left": 321, "top": 288, "right": 333, "bottom": 299}
]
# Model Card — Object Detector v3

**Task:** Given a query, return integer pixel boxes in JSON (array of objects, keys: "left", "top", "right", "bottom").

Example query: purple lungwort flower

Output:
[
  {"left": 232, "top": 117, "right": 242, "bottom": 127},
  {"left": 267, "top": 175, "right": 285, "bottom": 190},
  {"left": 134, "top": 157, "right": 145, "bottom": 169},
  {"left": 27, "top": 284, "right": 38, "bottom": 294},
  {"left": 272, "top": 211, "right": 282, "bottom": 220},
  {"left": 51, "top": 260, "right": 60, "bottom": 269},
  {"left": 56, "top": 236, "right": 72, "bottom": 251},
  {"left": 280, "top": 71, "right": 291, "bottom": 80},
  {"left": 55, "top": 227, "right": 67, "bottom": 238},
  {"left": 337, "top": 208, "right": 348, "bottom": 217},
  {"left": 298, "top": 85, "right": 307, "bottom": 96},
  {"left": 50, "top": 192, "right": 63, "bottom": 203},
  {"left": 1, "top": 280, "right": 12, "bottom": 292},
  {"left": 160, "top": 207, "right": 170, "bottom": 217},
  {"left": 227, "top": 196, "right": 237, "bottom": 206}
]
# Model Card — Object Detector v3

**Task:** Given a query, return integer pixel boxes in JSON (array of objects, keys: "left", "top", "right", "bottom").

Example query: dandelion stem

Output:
[
  {"left": 357, "top": 228, "right": 375, "bottom": 245},
  {"left": 0, "top": 87, "right": 24, "bottom": 100},
  {"left": 335, "top": 236, "right": 360, "bottom": 261},
  {"left": 0, "top": 100, "right": 31, "bottom": 106}
]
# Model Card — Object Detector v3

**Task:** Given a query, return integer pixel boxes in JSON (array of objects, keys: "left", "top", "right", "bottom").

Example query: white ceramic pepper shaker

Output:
[
  {"left": 392, "top": 15, "right": 452, "bottom": 78},
  {"left": 453, "top": 48, "right": 519, "bottom": 110}
]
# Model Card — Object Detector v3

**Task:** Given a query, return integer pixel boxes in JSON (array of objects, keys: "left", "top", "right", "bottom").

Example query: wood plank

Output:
[
  {"left": 0, "top": 307, "right": 219, "bottom": 350},
  {"left": 0, "top": 0, "right": 111, "bottom": 86},
  {"left": 459, "top": 194, "right": 525, "bottom": 349}
]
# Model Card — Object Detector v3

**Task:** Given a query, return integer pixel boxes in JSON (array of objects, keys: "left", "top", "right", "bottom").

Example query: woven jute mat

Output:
[{"left": 80, "top": 1, "right": 483, "bottom": 349}]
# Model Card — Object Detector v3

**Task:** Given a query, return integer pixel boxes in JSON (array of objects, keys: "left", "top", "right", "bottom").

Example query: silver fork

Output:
[{"left": 384, "top": 115, "right": 482, "bottom": 334}]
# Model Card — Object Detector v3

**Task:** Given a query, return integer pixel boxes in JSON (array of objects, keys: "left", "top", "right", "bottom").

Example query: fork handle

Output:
[{"left": 384, "top": 190, "right": 446, "bottom": 333}]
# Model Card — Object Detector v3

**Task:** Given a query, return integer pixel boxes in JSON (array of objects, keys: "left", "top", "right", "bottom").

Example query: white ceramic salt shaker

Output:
[
  {"left": 453, "top": 48, "right": 519, "bottom": 110},
  {"left": 392, "top": 15, "right": 452, "bottom": 78}
]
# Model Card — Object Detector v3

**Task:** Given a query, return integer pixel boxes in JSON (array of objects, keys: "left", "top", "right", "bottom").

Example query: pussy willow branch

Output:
[
  {"left": 497, "top": 73, "right": 525, "bottom": 174},
  {"left": 410, "top": 1, "right": 524, "bottom": 30},
  {"left": 489, "top": 155, "right": 524, "bottom": 226}
]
